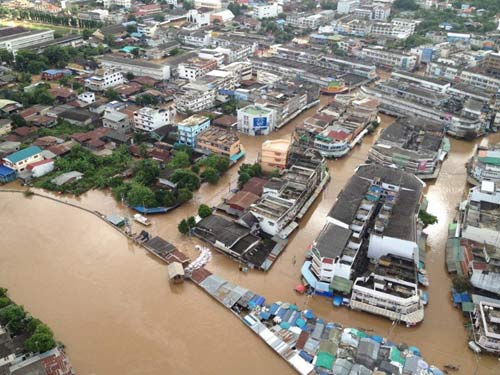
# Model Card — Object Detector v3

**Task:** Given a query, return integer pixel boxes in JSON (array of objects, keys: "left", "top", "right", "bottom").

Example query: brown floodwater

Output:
[{"left": 1, "top": 99, "right": 500, "bottom": 374}]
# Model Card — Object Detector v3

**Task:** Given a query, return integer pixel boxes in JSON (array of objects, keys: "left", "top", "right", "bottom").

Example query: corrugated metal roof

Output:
[{"left": 4, "top": 146, "right": 42, "bottom": 164}]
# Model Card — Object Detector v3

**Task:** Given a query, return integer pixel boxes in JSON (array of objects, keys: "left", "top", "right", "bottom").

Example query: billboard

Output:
[{"left": 253, "top": 117, "right": 268, "bottom": 129}]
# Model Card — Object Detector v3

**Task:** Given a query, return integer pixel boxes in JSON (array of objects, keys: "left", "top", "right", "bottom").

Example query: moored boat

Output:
[
  {"left": 320, "top": 80, "right": 348, "bottom": 96},
  {"left": 133, "top": 213, "right": 152, "bottom": 226}
]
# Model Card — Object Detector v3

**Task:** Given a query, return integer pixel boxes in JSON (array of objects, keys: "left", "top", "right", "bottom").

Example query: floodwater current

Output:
[{"left": 1, "top": 98, "right": 500, "bottom": 374}]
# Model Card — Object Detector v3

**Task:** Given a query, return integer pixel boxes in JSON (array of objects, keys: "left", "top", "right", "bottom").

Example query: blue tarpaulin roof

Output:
[
  {"left": 133, "top": 206, "right": 168, "bottom": 214},
  {"left": 0, "top": 165, "right": 15, "bottom": 176},
  {"left": 333, "top": 295, "right": 343, "bottom": 306},
  {"left": 230, "top": 150, "right": 245, "bottom": 161},
  {"left": 303, "top": 309, "right": 314, "bottom": 319},
  {"left": 268, "top": 303, "right": 280, "bottom": 315},
  {"left": 370, "top": 335, "right": 383, "bottom": 343},
  {"left": 280, "top": 321, "right": 291, "bottom": 329},
  {"left": 295, "top": 318, "right": 306, "bottom": 328}
]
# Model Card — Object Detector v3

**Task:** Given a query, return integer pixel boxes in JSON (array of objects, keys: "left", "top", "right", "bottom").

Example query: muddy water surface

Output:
[{"left": 1, "top": 101, "right": 500, "bottom": 374}]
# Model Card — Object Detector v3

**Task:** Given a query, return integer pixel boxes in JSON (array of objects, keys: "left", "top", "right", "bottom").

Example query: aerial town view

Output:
[{"left": 2, "top": 0, "right": 500, "bottom": 374}]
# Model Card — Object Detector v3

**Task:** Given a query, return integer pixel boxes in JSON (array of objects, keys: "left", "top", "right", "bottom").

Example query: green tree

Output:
[
  {"left": 126, "top": 72, "right": 135, "bottom": 80},
  {"left": 394, "top": 0, "right": 419, "bottom": 11},
  {"left": 178, "top": 219, "right": 189, "bottom": 234},
  {"left": 177, "top": 187, "right": 193, "bottom": 203},
  {"left": 153, "top": 14, "right": 165, "bottom": 22},
  {"left": 10, "top": 114, "right": 27, "bottom": 128},
  {"left": 126, "top": 24, "right": 138, "bottom": 34},
  {"left": 0, "top": 297, "right": 11, "bottom": 308},
  {"left": 238, "top": 172, "right": 251, "bottom": 186},
  {"left": 170, "top": 170, "right": 200, "bottom": 191},
  {"left": 37, "top": 91, "right": 55, "bottom": 105},
  {"left": 168, "top": 151, "right": 191, "bottom": 169},
  {"left": 0, "top": 304, "right": 26, "bottom": 335},
  {"left": 134, "top": 159, "right": 160, "bottom": 185},
  {"left": 228, "top": 3, "right": 242, "bottom": 16},
  {"left": 452, "top": 275, "right": 472, "bottom": 293},
  {"left": 238, "top": 163, "right": 262, "bottom": 186},
  {"left": 27, "top": 60, "right": 48, "bottom": 74},
  {"left": 104, "top": 88, "right": 120, "bottom": 101},
  {"left": 126, "top": 182, "right": 156, "bottom": 207},
  {"left": 183, "top": 0, "right": 194, "bottom": 10},
  {"left": 0, "top": 48, "right": 13, "bottom": 65},
  {"left": 187, "top": 216, "right": 196, "bottom": 228},
  {"left": 25, "top": 324, "right": 56, "bottom": 353},
  {"left": 169, "top": 48, "right": 181, "bottom": 56},
  {"left": 82, "top": 29, "right": 93, "bottom": 40},
  {"left": 201, "top": 167, "right": 219, "bottom": 184},
  {"left": 43, "top": 46, "right": 70, "bottom": 68},
  {"left": 198, "top": 204, "right": 212, "bottom": 218},
  {"left": 419, "top": 209, "right": 438, "bottom": 226}
]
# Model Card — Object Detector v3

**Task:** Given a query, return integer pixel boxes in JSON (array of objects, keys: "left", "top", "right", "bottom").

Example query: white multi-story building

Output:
[
  {"left": 359, "top": 47, "right": 418, "bottom": 71},
  {"left": 103, "top": 0, "right": 131, "bottom": 8},
  {"left": 0, "top": 27, "right": 54, "bottom": 54},
  {"left": 237, "top": 105, "right": 276, "bottom": 136},
  {"left": 473, "top": 300, "right": 500, "bottom": 354},
  {"left": 102, "top": 109, "right": 130, "bottom": 132},
  {"left": 372, "top": 3, "right": 391, "bottom": 21},
  {"left": 194, "top": 0, "right": 221, "bottom": 10},
  {"left": 137, "top": 22, "right": 159, "bottom": 38},
  {"left": 133, "top": 106, "right": 176, "bottom": 132},
  {"left": 303, "top": 164, "right": 426, "bottom": 326},
  {"left": 178, "top": 58, "right": 218, "bottom": 81},
  {"left": 175, "top": 84, "right": 217, "bottom": 113},
  {"left": 252, "top": 3, "right": 282, "bottom": 19},
  {"left": 187, "top": 9, "right": 211, "bottom": 27},
  {"left": 84, "top": 69, "right": 124, "bottom": 91},
  {"left": 78, "top": 92, "right": 96, "bottom": 105},
  {"left": 337, "top": 0, "right": 360, "bottom": 14},
  {"left": 100, "top": 55, "right": 170, "bottom": 81},
  {"left": 427, "top": 62, "right": 500, "bottom": 93},
  {"left": 392, "top": 18, "right": 418, "bottom": 34}
]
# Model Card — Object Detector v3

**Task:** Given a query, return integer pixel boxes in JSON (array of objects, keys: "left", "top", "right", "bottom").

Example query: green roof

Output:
[
  {"left": 120, "top": 46, "right": 138, "bottom": 53},
  {"left": 5, "top": 146, "right": 42, "bottom": 164},
  {"left": 242, "top": 105, "right": 271, "bottom": 116},
  {"left": 478, "top": 156, "right": 500, "bottom": 166},
  {"left": 390, "top": 347, "right": 406, "bottom": 366},
  {"left": 331, "top": 276, "right": 353, "bottom": 294},
  {"left": 316, "top": 352, "right": 334, "bottom": 370}
]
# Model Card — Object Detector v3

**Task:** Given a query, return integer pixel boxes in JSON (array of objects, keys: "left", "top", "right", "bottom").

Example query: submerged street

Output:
[{"left": 1, "top": 103, "right": 500, "bottom": 374}]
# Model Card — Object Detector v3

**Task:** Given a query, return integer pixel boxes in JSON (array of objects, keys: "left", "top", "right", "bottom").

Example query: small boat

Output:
[
  {"left": 468, "top": 340, "right": 481, "bottom": 353},
  {"left": 418, "top": 273, "right": 429, "bottom": 287},
  {"left": 420, "top": 290, "right": 429, "bottom": 305},
  {"left": 443, "top": 364, "right": 459, "bottom": 371},
  {"left": 133, "top": 213, "right": 151, "bottom": 226}
]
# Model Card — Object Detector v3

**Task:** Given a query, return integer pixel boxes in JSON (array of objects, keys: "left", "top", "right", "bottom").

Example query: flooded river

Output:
[{"left": 1, "top": 99, "right": 500, "bottom": 374}]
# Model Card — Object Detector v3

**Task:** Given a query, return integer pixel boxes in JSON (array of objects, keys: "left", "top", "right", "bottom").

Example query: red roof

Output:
[
  {"left": 14, "top": 126, "right": 36, "bottom": 137},
  {"left": 241, "top": 177, "right": 267, "bottom": 196},
  {"left": 328, "top": 130, "right": 349, "bottom": 141},
  {"left": 27, "top": 158, "right": 53, "bottom": 170},
  {"left": 227, "top": 190, "right": 260, "bottom": 211}
]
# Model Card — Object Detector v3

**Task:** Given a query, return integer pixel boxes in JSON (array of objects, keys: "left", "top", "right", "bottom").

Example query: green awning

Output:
[
  {"left": 316, "top": 352, "right": 335, "bottom": 369},
  {"left": 462, "top": 301, "right": 474, "bottom": 313},
  {"left": 331, "top": 276, "right": 353, "bottom": 294},
  {"left": 390, "top": 347, "right": 406, "bottom": 366}
]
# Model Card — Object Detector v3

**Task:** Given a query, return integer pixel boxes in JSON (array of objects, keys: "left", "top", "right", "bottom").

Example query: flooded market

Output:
[{"left": 1, "top": 101, "right": 500, "bottom": 374}]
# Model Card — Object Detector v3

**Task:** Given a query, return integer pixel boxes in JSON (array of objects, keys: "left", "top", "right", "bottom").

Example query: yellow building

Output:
[
  {"left": 260, "top": 139, "right": 291, "bottom": 172},
  {"left": 196, "top": 127, "right": 245, "bottom": 163}
]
